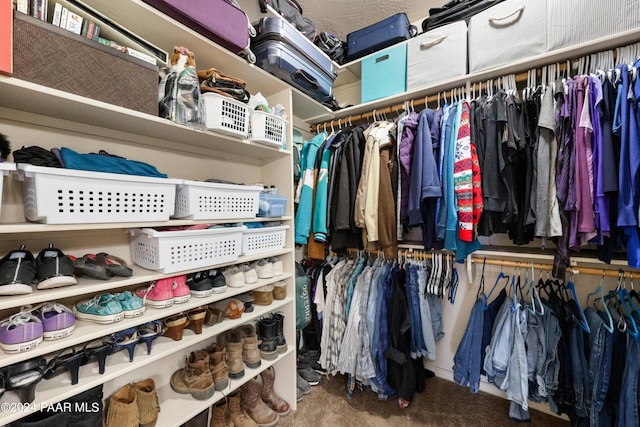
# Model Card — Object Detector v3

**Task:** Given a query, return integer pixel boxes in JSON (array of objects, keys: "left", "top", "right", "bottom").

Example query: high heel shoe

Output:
[
  {"left": 111, "top": 327, "right": 139, "bottom": 362},
  {"left": 5, "top": 356, "right": 46, "bottom": 403},
  {"left": 82, "top": 338, "right": 114, "bottom": 375},
  {"left": 163, "top": 313, "right": 189, "bottom": 341},
  {"left": 185, "top": 307, "right": 208, "bottom": 335},
  {"left": 137, "top": 320, "right": 164, "bottom": 355},
  {"left": 43, "top": 347, "right": 84, "bottom": 385}
]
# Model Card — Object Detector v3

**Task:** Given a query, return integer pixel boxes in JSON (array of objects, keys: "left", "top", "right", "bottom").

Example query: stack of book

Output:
[{"left": 51, "top": 2, "right": 101, "bottom": 40}]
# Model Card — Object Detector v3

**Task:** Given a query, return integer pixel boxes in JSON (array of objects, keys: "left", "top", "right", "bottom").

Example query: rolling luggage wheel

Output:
[
  {"left": 249, "top": 26, "right": 257, "bottom": 38},
  {"left": 247, "top": 52, "right": 256, "bottom": 64}
]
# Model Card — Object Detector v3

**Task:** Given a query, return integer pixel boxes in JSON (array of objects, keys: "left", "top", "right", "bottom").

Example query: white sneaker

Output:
[
  {"left": 252, "top": 259, "right": 273, "bottom": 279},
  {"left": 242, "top": 264, "right": 258, "bottom": 284},
  {"left": 268, "top": 257, "right": 283, "bottom": 276},
  {"left": 223, "top": 266, "right": 245, "bottom": 288}
]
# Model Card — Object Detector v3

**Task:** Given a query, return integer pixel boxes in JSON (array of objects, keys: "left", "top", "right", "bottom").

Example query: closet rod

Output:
[
  {"left": 344, "top": 247, "right": 452, "bottom": 260},
  {"left": 472, "top": 257, "right": 636, "bottom": 279}
]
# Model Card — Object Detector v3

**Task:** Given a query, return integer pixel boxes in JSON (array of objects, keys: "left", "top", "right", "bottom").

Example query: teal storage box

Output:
[{"left": 361, "top": 44, "right": 407, "bottom": 103}]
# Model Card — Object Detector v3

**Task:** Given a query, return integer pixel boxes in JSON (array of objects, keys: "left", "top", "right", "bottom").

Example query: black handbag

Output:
[{"left": 422, "top": 0, "right": 505, "bottom": 32}]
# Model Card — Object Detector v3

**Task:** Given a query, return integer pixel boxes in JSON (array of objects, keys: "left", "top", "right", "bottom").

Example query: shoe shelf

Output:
[
  {"left": 0, "top": 249, "right": 291, "bottom": 311},
  {"left": 0, "top": 298, "right": 292, "bottom": 426},
  {"left": 155, "top": 346, "right": 295, "bottom": 427},
  {"left": 0, "top": 216, "right": 293, "bottom": 234},
  {"left": 0, "top": 78, "right": 290, "bottom": 166},
  {"left": 0, "top": 272, "right": 292, "bottom": 367}
]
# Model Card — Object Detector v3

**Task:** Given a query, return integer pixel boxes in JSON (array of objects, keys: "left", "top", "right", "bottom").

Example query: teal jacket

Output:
[
  {"left": 295, "top": 133, "right": 326, "bottom": 244},
  {"left": 313, "top": 142, "right": 332, "bottom": 242}
]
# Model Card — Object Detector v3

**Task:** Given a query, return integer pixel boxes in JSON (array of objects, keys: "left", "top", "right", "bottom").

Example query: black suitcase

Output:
[
  {"left": 422, "top": 0, "right": 505, "bottom": 32},
  {"left": 345, "top": 13, "right": 417, "bottom": 63}
]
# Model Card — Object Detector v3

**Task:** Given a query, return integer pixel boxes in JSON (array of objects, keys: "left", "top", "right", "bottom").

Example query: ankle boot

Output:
[
  {"left": 105, "top": 384, "right": 139, "bottom": 427},
  {"left": 241, "top": 377, "right": 279, "bottom": 427},
  {"left": 228, "top": 392, "right": 258, "bottom": 427},
  {"left": 206, "top": 343, "right": 229, "bottom": 391},
  {"left": 238, "top": 324, "right": 262, "bottom": 368},
  {"left": 210, "top": 399, "right": 234, "bottom": 427},
  {"left": 271, "top": 313, "right": 287, "bottom": 354},
  {"left": 170, "top": 350, "right": 215, "bottom": 400},
  {"left": 221, "top": 329, "right": 245, "bottom": 379},
  {"left": 134, "top": 378, "right": 160, "bottom": 427},
  {"left": 260, "top": 366, "right": 290, "bottom": 416},
  {"left": 257, "top": 318, "right": 278, "bottom": 361}
]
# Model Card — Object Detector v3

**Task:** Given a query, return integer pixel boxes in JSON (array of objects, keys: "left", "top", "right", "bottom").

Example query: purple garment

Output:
[
  {"left": 590, "top": 76, "right": 609, "bottom": 239},
  {"left": 574, "top": 77, "right": 596, "bottom": 248},
  {"left": 399, "top": 112, "right": 419, "bottom": 226}
]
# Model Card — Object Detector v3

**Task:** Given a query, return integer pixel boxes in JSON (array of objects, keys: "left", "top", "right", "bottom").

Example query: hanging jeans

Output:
[
  {"left": 452, "top": 293, "right": 485, "bottom": 393},
  {"left": 585, "top": 307, "right": 613, "bottom": 427},
  {"left": 570, "top": 320, "right": 591, "bottom": 419},
  {"left": 617, "top": 337, "right": 640, "bottom": 427},
  {"left": 484, "top": 296, "right": 514, "bottom": 387},
  {"left": 417, "top": 267, "right": 437, "bottom": 360},
  {"left": 405, "top": 264, "right": 428, "bottom": 358}
]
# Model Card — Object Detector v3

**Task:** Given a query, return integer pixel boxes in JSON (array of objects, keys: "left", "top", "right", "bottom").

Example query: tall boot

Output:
[
  {"left": 210, "top": 399, "right": 233, "bottom": 427},
  {"left": 241, "top": 377, "right": 279, "bottom": 427},
  {"left": 259, "top": 366, "right": 290, "bottom": 416},
  {"left": 238, "top": 324, "right": 261, "bottom": 368},
  {"left": 220, "top": 329, "right": 245, "bottom": 379},
  {"left": 257, "top": 318, "right": 278, "bottom": 361},
  {"left": 228, "top": 391, "right": 258, "bottom": 427},
  {"left": 271, "top": 313, "right": 287, "bottom": 354},
  {"left": 170, "top": 350, "right": 215, "bottom": 400}
]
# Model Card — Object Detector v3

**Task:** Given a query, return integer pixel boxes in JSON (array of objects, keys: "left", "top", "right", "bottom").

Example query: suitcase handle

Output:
[
  {"left": 420, "top": 35, "right": 448, "bottom": 50},
  {"left": 293, "top": 69, "right": 320, "bottom": 90},
  {"left": 488, "top": 5, "right": 525, "bottom": 25}
]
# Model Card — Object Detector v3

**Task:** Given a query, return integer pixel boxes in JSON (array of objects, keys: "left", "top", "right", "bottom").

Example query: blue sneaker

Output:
[
  {"left": 74, "top": 294, "right": 124, "bottom": 324},
  {"left": 115, "top": 291, "right": 145, "bottom": 318}
]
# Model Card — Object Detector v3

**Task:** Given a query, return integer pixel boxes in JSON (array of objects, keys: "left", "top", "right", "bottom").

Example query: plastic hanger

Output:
[
  {"left": 587, "top": 271, "right": 614, "bottom": 333},
  {"left": 477, "top": 257, "right": 487, "bottom": 300},
  {"left": 484, "top": 268, "right": 509, "bottom": 310},
  {"left": 566, "top": 274, "right": 590, "bottom": 333},
  {"left": 615, "top": 270, "right": 639, "bottom": 339}
]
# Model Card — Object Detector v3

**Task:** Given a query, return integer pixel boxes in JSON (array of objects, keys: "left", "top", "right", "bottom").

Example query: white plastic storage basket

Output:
[
  {"left": 202, "top": 93, "right": 251, "bottom": 138},
  {"left": 173, "top": 180, "right": 262, "bottom": 220},
  {"left": 16, "top": 164, "right": 181, "bottom": 224},
  {"left": 242, "top": 225, "right": 289, "bottom": 256},
  {"left": 249, "top": 111, "right": 286, "bottom": 148},
  {"left": 129, "top": 226, "right": 246, "bottom": 274},
  {"left": 0, "top": 162, "right": 16, "bottom": 217}
]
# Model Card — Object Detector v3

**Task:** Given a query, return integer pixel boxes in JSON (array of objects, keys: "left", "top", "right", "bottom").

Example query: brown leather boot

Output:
[
  {"left": 170, "top": 350, "right": 215, "bottom": 400},
  {"left": 105, "top": 384, "right": 139, "bottom": 427},
  {"left": 238, "top": 324, "right": 262, "bottom": 369},
  {"left": 206, "top": 342, "right": 230, "bottom": 391},
  {"left": 260, "top": 366, "right": 290, "bottom": 416},
  {"left": 228, "top": 391, "right": 258, "bottom": 427},
  {"left": 220, "top": 329, "right": 245, "bottom": 379},
  {"left": 134, "top": 378, "right": 160, "bottom": 427},
  {"left": 210, "top": 398, "right": 234, "bottom": 427},
  {"left": 241, "top": 377, "right": 279, "bottom": 427}
]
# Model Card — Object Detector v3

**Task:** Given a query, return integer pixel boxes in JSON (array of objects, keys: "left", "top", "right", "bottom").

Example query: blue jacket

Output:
[{"left": 295, "top": 133, "right": 326, "bottom": 244}]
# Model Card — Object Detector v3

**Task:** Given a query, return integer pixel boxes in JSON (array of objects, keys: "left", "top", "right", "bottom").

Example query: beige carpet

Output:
[{"left": 279, "top": 375, "right": 569, "bottom": 427}]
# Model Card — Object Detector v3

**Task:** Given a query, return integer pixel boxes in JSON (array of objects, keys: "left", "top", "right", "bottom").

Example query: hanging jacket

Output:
[
  {"left": 313, "top": 140, "right": 333, "bottom": 243},
  {"left": 295, "top": 132, "right": 326, "bottom": 244}
]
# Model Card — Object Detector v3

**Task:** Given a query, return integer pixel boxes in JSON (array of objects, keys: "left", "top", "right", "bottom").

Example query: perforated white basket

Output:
[
  {"left": 203, "top": 93, "right": 251, "bottom": 138},
  {"left": 16, "top": 164, "right": 180, "bottom": 224},
  {"left": 248, "top": 111, "right": 286, "bottom": 148},
  {"left": 130, "top": 226, "right": 246, "bottom": 274},
  {"left": 0, "top": 162, "right": 16, "bottom": 217},
  {"left": 173, "top": 180, "right": 262, "bottom": 220},
  {"left": 241, "top": 225, "right": 289, "bottom": 256}
]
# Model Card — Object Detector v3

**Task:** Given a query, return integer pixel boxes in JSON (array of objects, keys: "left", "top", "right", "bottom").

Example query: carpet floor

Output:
[{"left": 278, "top": 375, "right": 569, "bottom": 427}]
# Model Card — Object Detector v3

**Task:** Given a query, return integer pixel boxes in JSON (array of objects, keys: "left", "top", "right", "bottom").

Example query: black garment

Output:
[
  {"left": 327, "top": 128, "right": 351, "bottom": 238},
  {"left": 12, "top": 146, "right": 62, "bottom": 168},
  {"left": 384, "top": 269, "right": 420, "bottom": 402}
]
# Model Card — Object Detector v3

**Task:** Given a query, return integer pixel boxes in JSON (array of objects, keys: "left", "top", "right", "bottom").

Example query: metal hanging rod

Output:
[{"left": 472, "top": 257, "right": 637, "bottom": 279}]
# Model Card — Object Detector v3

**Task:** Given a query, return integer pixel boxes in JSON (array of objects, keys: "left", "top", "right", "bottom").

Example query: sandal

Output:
[
  {"left": 44, "top": 347, "right": 84, "bottom": 385},
  {"left": 91, "top": 253, "right": 133, "bottom": 277},
  {"left": 137, "top": 320, "right": 164, "bottom": 355},
  {"left": 5, "top": 356, "right": 46, "bottom": 403},
  {"left": 111, "top": 327, "right": 139, "bottom": 362},
  {"left": 71, "top": 255, "right": 110, "bottom": 280},
  {"left": 212, "top": 298, "right": 245, "bottom": 320},
  {"left": 82, "top": 338, "right": 114, "bottom": 375},
  {"left": 204, "top": 306, "right": 225, "bottom": 326}
]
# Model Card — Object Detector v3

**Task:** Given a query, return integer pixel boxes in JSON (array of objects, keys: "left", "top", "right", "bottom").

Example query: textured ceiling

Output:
[{"left": 296, "top": 0, "right": 444, "bottom": 40}]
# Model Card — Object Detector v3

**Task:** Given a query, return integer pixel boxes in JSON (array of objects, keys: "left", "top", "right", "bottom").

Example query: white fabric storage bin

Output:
[
  {"left": 547, "top": 0, "right": 640, "bottom": 52},
  {"left": 173, "top": 180, "right": 262, "bottom": 220},
  {"left": 202, "top": 93, "right": 251, "bottom": 138},
  {"left": 15, "top": 164, "right": 180, "bottom": 224},
  {"left": 129, "top": 226, "right": 245, "bottom": 274},
  {"left": 468, "top": 0, "right": 546, "bottom": 72},
  {"left": 0, "top": 162, "right": 16, "bottom": 217},
  {"left": 242, "top": 225, "right": 289, "bottom": 256},
  {"left": 407, "top": 21, "right": 467, "bottom": 91}
]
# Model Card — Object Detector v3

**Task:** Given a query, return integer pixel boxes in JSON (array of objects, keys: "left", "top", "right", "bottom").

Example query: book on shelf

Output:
[
  {"left": 126, "top": 47, "right": 156, "bottom": 65},
  {"left": 59, "top": 6, "right": 68, "bottom": 28},
  {"left": 30, "top": 0, "right": 40, "bottom": 20},
  {"left": 65, "top": 10, "right": 82, "bottom": 34},
  {"left": 42, "top": 0, "right": 47, "bottom": 21},
  {"left": 80, "top": 16, "right": 88, "bottom": 36},
  {"left": 16, "top": 0, "right": 29, "bottom": 14},
  {"left": 51, "top": 2, "right": 62, "bottom": 26},
  {"left": 91, "top": 22, "right": 100, "bottom": 41},
  {"left": 86, "top": 20, "right": 94, "bottom": 39}
]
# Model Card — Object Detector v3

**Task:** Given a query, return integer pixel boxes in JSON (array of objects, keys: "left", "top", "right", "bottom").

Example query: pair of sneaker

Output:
[
  {"left": 186, "top": 269, "right": 227, "bottom": 297},
  {"left": 223, "top": 264, "right": 258, "bottom": 288},
  {"left": 135, "top": 275, "right": 191, "bottom": 308},
  {"left": 0, "top": 244, "right": 77, "bottom": 296},
  {"left": 249, "top": 257, "right": 283, "bottom": 281},
  {"left": 0, "top": 303, "right": 76, "bottom": 353},
  {"left": 74, "top": 291, "right": 145, "bottom": 324}
]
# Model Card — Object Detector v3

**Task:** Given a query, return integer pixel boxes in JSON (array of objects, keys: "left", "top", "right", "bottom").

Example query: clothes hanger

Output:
[
  {"left": 614, "top": 270, "right": 639, "bottom": 339},
  {"left": 484, "top": 266, "right": 509, "bottom": 310},
  {"left": 566, "top": 272, "right": 590, "bottom": 333},
  {"left": 587, "top": 271, "right": 614, "bottom": 333},
  {"left": 476, "top": 257, "right": 486, "bottom": 300}
]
